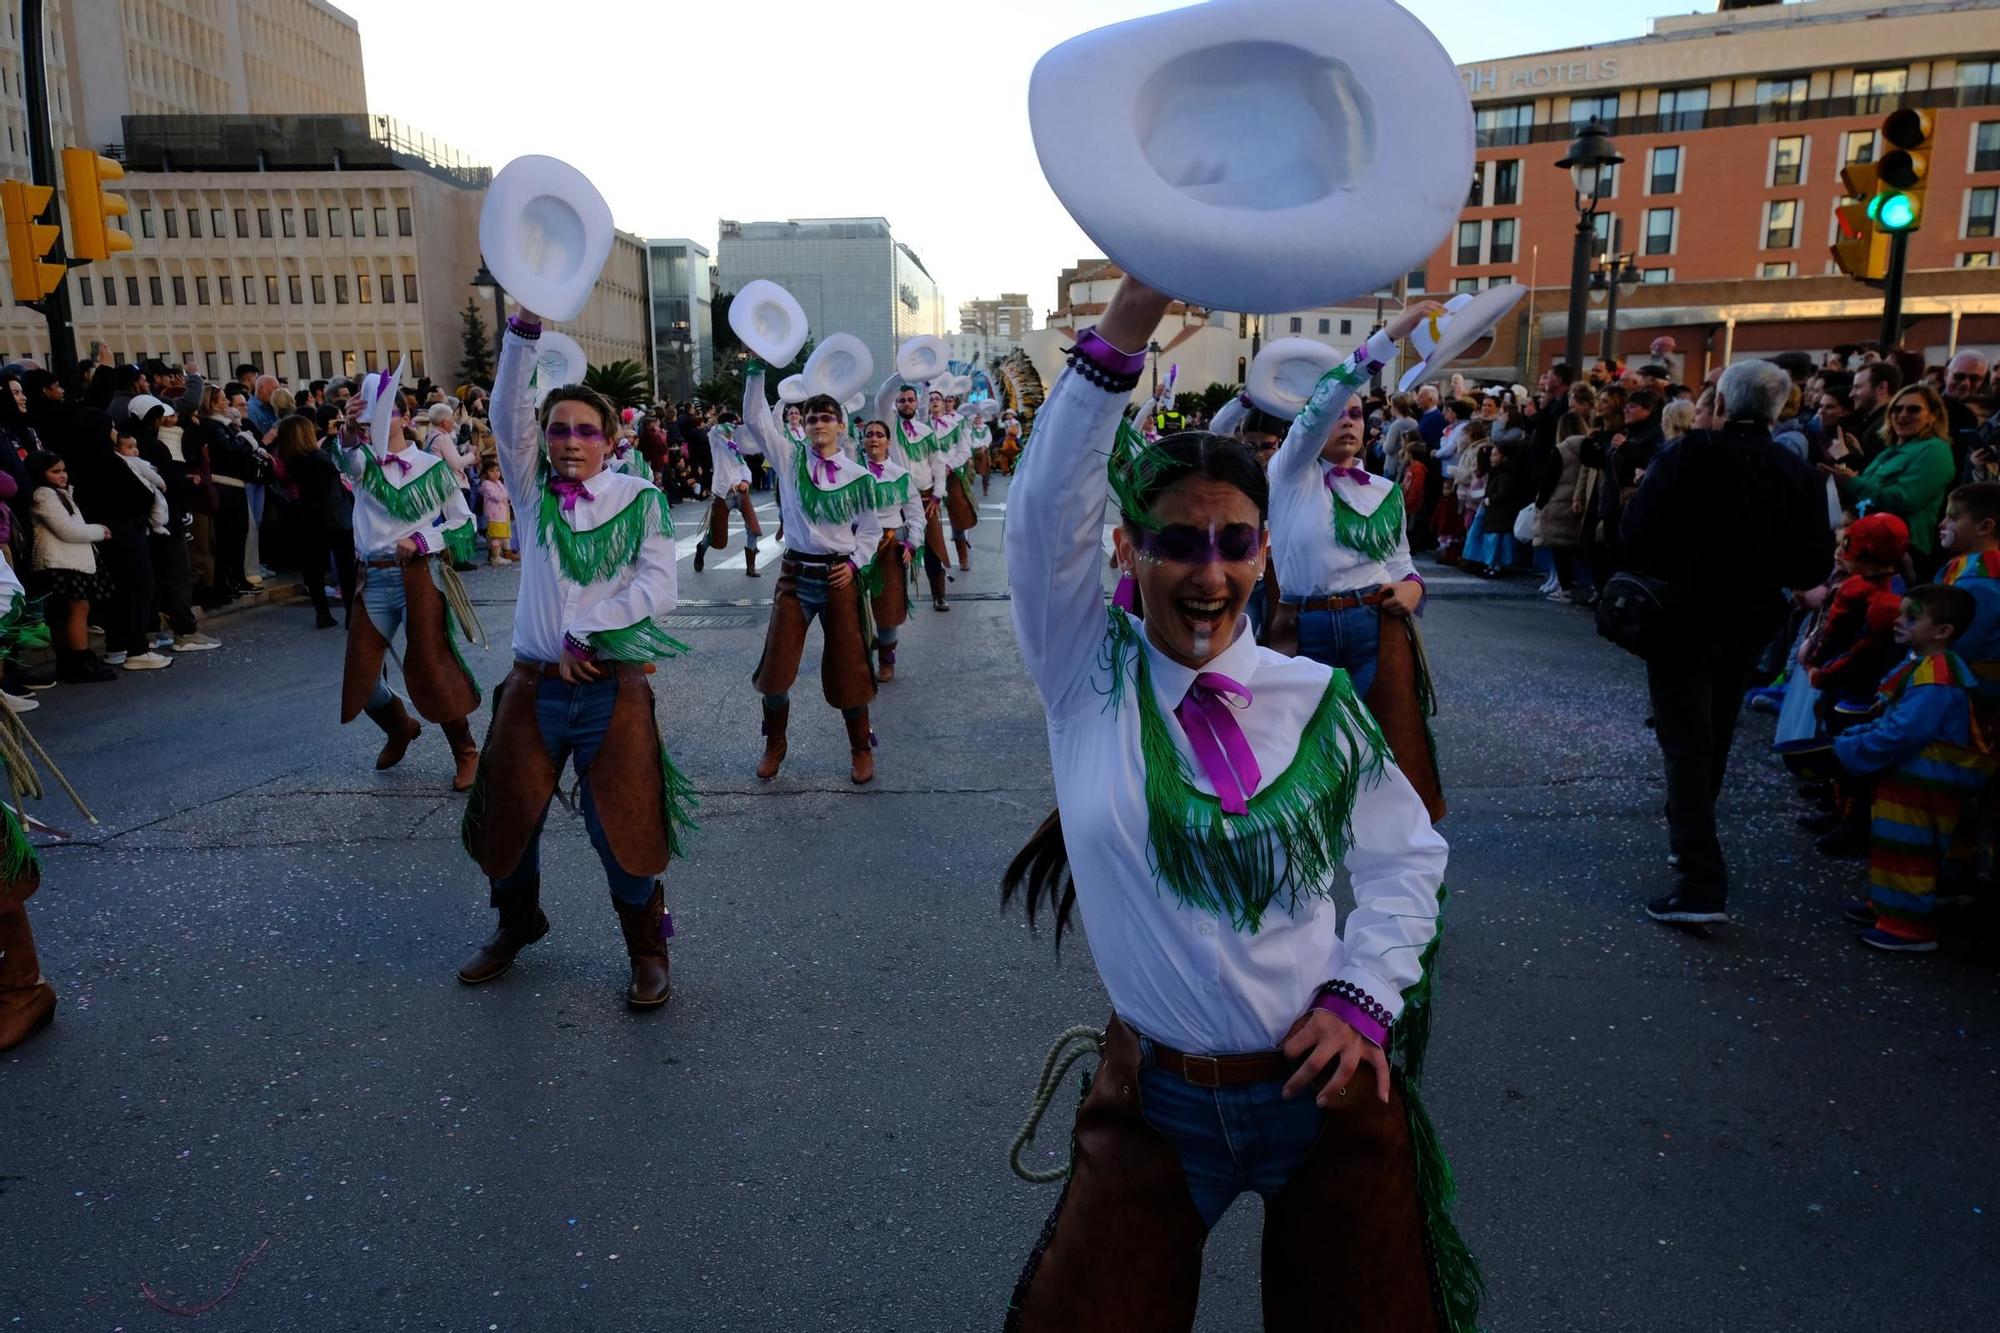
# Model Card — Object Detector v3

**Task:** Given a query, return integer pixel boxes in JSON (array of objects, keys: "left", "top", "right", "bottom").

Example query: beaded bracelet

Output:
[
  {"left": 562, "top": 632, "right": 594, "bottom": 662},
  {"left": 507, "top": 314, "right": 543, "bottom": 340},
  {"left": 1312, "top": 979, "right": 1392, "bottom": 1048},
  {"left": 1065, "top": 348, "right": 1142, "bottom": 395}
]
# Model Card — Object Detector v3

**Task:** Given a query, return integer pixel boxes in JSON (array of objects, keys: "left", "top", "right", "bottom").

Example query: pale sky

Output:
[{"left": 339, "top": 0, "right": 1687, "bottom": 320}]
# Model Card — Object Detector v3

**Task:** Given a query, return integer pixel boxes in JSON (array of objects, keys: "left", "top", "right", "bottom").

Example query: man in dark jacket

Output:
[{"left": 1621, "top": 359, "right": 1834, "bottom": 926}]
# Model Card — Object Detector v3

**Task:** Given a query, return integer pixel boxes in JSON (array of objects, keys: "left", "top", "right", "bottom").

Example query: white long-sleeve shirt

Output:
[
  {"left": 1268, "top": 330, "right": 1420, "bottom": 599},
  {"left": 494, "top": 329, "right": 679, "bottom": 663},
  {"left": 336, "top": 432, "right": 458, "bottom": 561},
  {"left": 1005, "top": 359, "right": 1446, "bottom": 1055},
  {"left": 738, "top": 367, "right": 882, "bottom": 560},
  {"left": 710, "top": 423, "right": 753, "bottom": 492}
]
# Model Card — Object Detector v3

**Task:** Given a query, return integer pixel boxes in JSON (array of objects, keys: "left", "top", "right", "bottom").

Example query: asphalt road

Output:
[{"left": 4, "top": 476, "right": 1997, "bottom": 1331}]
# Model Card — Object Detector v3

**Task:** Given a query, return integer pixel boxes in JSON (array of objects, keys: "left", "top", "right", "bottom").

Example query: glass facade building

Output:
[
  {"left": 715, "top": 217, "right": 945, "bottom": 390},
  {"left": 648, "top": 238, "right": 712, "bottom": 402}
]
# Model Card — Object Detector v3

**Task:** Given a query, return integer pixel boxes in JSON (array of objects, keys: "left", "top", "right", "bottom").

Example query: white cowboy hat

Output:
[
  {"left": 802, "top": 333, "right": 875, "bottom": 403},
  {"left": 528, "top": 330, "right": 589, "bottom": 408},
  {"left": 896, "top": 335, "right": 950, "bottom": 384},
  {"left": 844, "top": 391, "right": 868, "bottom": 417},
  {"left": 365, "top": 356, "right": 411, "bottom": 443},
  {"left": 1029, "top": 0, "right": 1470, "bottom": 313},
  {"left": 1397, "top": 283, "right": 1526, "bottom": 393},
  {"left": 478, "top": 155, "right": 615, "bottom": 323},
  {"left": 1244, "top": 337, "right": 1343, "bottom": 418},
  {"left": 777, "top": 374, "right": 809, "bottom": 404},
  {"left": 730, "top": 280, "right": 810, "bottom": 367}
]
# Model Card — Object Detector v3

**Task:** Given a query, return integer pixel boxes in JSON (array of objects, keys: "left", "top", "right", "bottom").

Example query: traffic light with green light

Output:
[{"left": 1871, "top": 107, "right": 1933, "bottom": 235}]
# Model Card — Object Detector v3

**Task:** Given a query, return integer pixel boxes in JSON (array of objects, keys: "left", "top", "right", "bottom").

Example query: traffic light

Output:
[
  {"left": 1, "top": 181, "right": 64, "bottom": 304},
  {"left": 1832, "top": 163, "right": 1889, "bottom": 281},
  {"left": 1871, "top": 107, "right": 1933, "bottom": 235},
  {"left": 61, "top": 147, "right": 130, "bottom": 262}
]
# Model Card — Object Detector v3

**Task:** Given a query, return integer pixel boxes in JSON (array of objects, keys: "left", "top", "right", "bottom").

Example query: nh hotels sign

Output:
[{"left": 1460, "top": 58, "right": 1621, "bottom": 94}]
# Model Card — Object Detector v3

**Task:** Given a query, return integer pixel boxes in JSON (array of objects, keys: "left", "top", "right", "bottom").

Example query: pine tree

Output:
[{"left": 458, "top": 299, "right": 495, "bottom": 387}]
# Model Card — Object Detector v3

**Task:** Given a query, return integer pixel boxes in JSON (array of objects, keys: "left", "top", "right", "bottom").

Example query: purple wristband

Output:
[
  {"left": 507, "top": 314, "right": 543, "bottom": 340},
  {"left": 409, "top": 531, "right": 430, "bottom": 556},
  {"left": 1313, "top": 980, "right": 1391, "bottom": 1048},
  {"left": 1074, "top": 328, "right": 1147, "bottom": 378},
  {"left": 563, "top": 632, "right": 594, "bottom": 662}
]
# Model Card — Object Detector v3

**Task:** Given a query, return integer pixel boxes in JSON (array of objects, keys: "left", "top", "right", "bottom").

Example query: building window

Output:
[
  {"left": 147, "top": 276, "right": 163, "bottom": 305},
  {"left": 296, "top": 351, "right": 310, "bottom": 381},
  {"left": 1474, "top": 103, "right": 1532, "bottom": 148},
  {"left": 1466, "top": 171, "right": 1483, "bottom": 208},
  {"left": 288, "top": 274, "right": 302, "bottom": 304},
  {"left": 1755, "top": 76, "right": 1809, "bottom": 118},
  {"left": 1759, "top": 260, "right": 1796, "bottom": 278},
  {"left": 1492, "top": 158, "right": 1520, "bottom": 206},
  {"left": 311, "top": 274, "right": 326, "bottom": 303},
  {"left": 1456, "top": 219, "right": 1482, "bottom": 265},
  {"left": 334, "top": 274, "right": 349, "bottom": 304},
  {"left": 396, "top": 206, "right": 412, "bottom": 236},
  {"left": 1452, "top": 277, "right": 1481, "bottom": 294},
  {"left": 350, "top": 207, "right": 365, "bottom": 235},
  {"left": 1649, "top": 146, "right": 1682, "bottom": 195},
  {"left": 1961, "top": 60, "right": 1999, "bottom": 106},
  {"left": 186, "top": 208, "right": 201, "bottom": 238},
  {"left": 380, "top": 272, "right": 396, "bottom": 304},
  {"left": 373, "top": 206, "right": 388, "bottom": 236},
  {"left": 402, "top": 274, "right": 418, "bottom": 303},
  {"left": 1842, "top": 129, "right": 1879, "bottom": 169},
  {"left": 162, "top": 209, "right": 177, "bottom": 239},
  {"left": 1644, "top": 207, "right": 1676, "bottom": 255},
  {"left": 358, "top": 273, "right": 372, "bottom": 304},
  {"left": 1490, "top": 217, "right": 1517, "bottom": 264},
  {"left": 195, "top": 276, "right": 208, "bottom": 305},
  {"left": 1970, "top": 187, "right": 1999, "bottom": 238},
  {"left": 241, "top": 275, "right": 256, "bottom": 304},
  {"left": 1773, "top": 135, "right": 1806, "bottom": 186},
  {"left": 78, "top": 279, "right": 91, "bottom": 306},
  {"left": 101, "top": 276, "right": 115, "bottom": 306},
  {"left": 319, "top": 350, "right": 333, "bottom": 378},
  {"left": 218, "top": 275, "right": 231, "bottom": 305},
  {"left": 1590, "top": 211, "right": 1613, "bottom": 248},
  {"left": 257, "top": 208, "right": 272, "bottom": 239},
  {"left": 210, "top": 207, "right": 225, "bottom": 236},
  {"left": 1657, "top": 86, "right": 1708, "bottom": 132},
  {"left": 342, "top": 352, "right": 356, "bottom": 377},
  {"left": 233, "top": 208, "right": 248, "bottom": 238},
  {"left": 1570, "top": 94, "right": 1618, "bottom": 128},
  {"left": 281, "top": 208, "right": 295, "bottom": 239},
  {"left": 266, "top": 275, "right": 279, "bottom": 303},
  {"left": 1959, "top": 252, "right": 1997, "bottom": 267},
  {"left": 1288, "top": 316, "right": 1303, "bottom": 333},
  {"left": 171, "top": 276, "right": 186, "bottom": 304},
  {"left": 304, "top": 208, "right": 319, "bottom": 238},
  {"left": 1853, "top": 67, "right": 1907, "bottom": 114},
  {"left": 1591, "top": 162, "right": 1618, "bottom": 201},
  {"left": 1765, "top": 199, "right": 1799, "bottom": 249},
  {"left": 139, "top": 209, "right": 154, "bottom": 239},
  {"left": 411, "top": 351, "right": 426, "bottom": 379},
  {"left": 1317, "top": 317, "right": 1330, "bottom": 334},
  {"left": 1406, "top": 268, "right": 1426, "bottom": 293},
  {"left": 1339, "top": 318, "right": 1352, "bottom": 335},
  {"left": 1639, "top": 268, "right": 1671, "bottom": 285},
  {"left": 1977, "top": 123, "right": 2000, "bottom": 173},
  {"left": 328, "top": 208, "right": 343, "bottom": 237},
  {"left": 364, "top": 349, "right": 380, "bottom": 373}
]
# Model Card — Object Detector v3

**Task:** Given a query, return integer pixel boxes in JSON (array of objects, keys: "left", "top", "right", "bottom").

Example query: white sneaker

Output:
[
  {"left": 173, "top": 632, "right": 221, "bottom": 651},
  {"left": 102, "top": 650, "right": 128, "bottom": 665},
  {"left": 2, "top": 689, "right": 39, "bottom": 713},
  {"left": 122, "top": 651, "right": 173, "bottom": 670},
  {"left": 1546, "top": 588, "right": 1574, "bottom": 604}
]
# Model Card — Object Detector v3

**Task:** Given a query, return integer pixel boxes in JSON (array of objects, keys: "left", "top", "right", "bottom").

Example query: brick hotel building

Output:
[{"left": 1430, "top": 0, "right": 2000, "bottom": 381}]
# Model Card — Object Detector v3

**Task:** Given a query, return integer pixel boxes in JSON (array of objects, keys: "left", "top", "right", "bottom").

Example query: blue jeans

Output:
[
  {"left": 491, "top": 674, "right": 657, "bottom": 905},
  {"left": 359, "top": 559, "right": 413, "bottom": 712},
  {"left": 1292, "top": 593, "right": 1381, "bottom": 696},
  {"left": 1136, "top": 1039, "right": 1326, "bottom": 1229}
]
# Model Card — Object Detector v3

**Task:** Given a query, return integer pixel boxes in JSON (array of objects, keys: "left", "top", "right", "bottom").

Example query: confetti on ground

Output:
[{"left": 139, "top": 1239, "right": 270, "bottom": 1317}]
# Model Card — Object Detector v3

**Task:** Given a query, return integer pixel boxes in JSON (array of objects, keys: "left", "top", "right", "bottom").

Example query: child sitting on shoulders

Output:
[{"left": 1833, "top": 583, "right": 1997, "bottom": 953}]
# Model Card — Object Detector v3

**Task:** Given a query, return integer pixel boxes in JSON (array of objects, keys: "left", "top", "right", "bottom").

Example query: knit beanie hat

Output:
[{"left": 1845, "top": 512, "right": 1909, "bottom": 565}]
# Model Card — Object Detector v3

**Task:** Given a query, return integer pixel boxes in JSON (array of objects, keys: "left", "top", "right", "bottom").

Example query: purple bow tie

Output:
[
  {"left": 382, "top": 451, "right": 411, "bottom": 476},
  {"left": 1325, "top": 464, "right": 1372, "bottom": 488},
  {"left": 548, "top": 477, "right": 595, "bottom": 512},
  {"left": 1174, "top": 672, "right": 1262, "bottom": 816},
  {"left": 813, "top": 454, "right": 841, "bottom": 486},
  {"left": 866, "top": 460, "right": 884, "bottom": 478}
]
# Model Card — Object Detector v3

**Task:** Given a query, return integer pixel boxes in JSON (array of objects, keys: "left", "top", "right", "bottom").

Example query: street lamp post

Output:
[
  {"left": 1555, "top": 121, "right": 1623, "bottom": 380},
  {"left": 471, "top": 262, "right": 506, "bottom": 359},
  {"left": 1589, "top": 252, "right": 1643, "bottom": 364}
]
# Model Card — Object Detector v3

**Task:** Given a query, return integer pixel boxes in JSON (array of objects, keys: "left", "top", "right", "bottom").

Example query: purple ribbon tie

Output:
[
  {"left": 548, "top": 477, "right": 595, "bottom": 512},
  {"left": 867, "top": 460, "right": 884, "bottom": 478},
  {"left": 1325, "top": 464, "right": 1372, "bottom": 487},
  {"left": 814, "top": 455, "right": 841, "bottom": 486},
  {"left": 381, "top": 452, "right": 411, "bottom": 476},
  {"left": 1175, "top": 673, "right": 1263, "bottom": 816}
]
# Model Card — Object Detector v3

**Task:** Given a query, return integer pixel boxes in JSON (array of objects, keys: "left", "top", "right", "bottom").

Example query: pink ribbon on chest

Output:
[
  {"left": 1325, "top": 464, "right": 1371, "bottom": 488},
  {"left": 548, "top": 477, "right": 595, "bottom": 512},
  {"left": 813, "top": 454, "right": 841, "bottom": 486},
  {"left": 1173, "top": 673, "right": 1263, "bottom": 816},
  {"left": 382, "top": 451, "right": 411, "bottom": 476}
]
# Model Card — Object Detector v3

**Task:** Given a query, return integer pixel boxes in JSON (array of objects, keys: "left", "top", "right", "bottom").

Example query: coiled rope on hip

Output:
[{"left": 1008, "top": 1024, "right": 1104, "bottom": 1183}]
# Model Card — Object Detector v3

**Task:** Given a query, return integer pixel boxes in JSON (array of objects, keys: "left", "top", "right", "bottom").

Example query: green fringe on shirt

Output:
[
  {"left": 587, "top": 617, "right": 692, "bottom": 664},
  {"left": 791, "top": 445, "right": 877, "bottom": 525},
  {"left": 536, "top": 480, "right": 674, "bottom": 587},
  {"left": 361, "top": 451, "right": 457, "bottom": 524},
  {"left": 1333, "top": 484, "right": 1407, "bottom": 564}
]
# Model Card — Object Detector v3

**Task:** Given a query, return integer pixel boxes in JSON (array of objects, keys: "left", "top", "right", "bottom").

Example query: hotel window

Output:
[
  {"left": 1842, "top": 129, "right": 1879, "bottom": 169},
  {"left": 365, "top": 350, "right": 380, "bottom": 372},
  {"left": 1657, "top": 86, "right": 1708, "bottom": 132},
  {"left": 381, "top": 272, "right": 396, "bottom": 304},
  {"left": 341, "top": 352, "right": 357, "bottom": 377},
  {"left": 402, "top": 273, "right": 418, "bottom": 303},
  {"left": 1639, "top": 268, "right": 1671, "bottom": 285},
  {"left": 1969, "top": 187, "right": 1999, "bottom": 238},
  {"left": 1453, "top": 277, "right": 1481, "bottom": 294},
  {"left": 397, "top": 206, "right": 412, "bottom": 236},
  {"left": 210, "top": 208, "right": 225, "bottom": 236},
  {"left": 1755, "top": 76, "right": 1809, "bottom": 118},
  {"left": 1960, "top": 59, "right": 1998, "bottom": 106},
  {"left": 1492, "top": 158, "right": 1520, "bottom": 206},
  {"left": 1772, "top": 135, "right": 1806, "bottom": 186},
  {"left": 258, "top": 208, "right": 272, "bottom": 239},
  {"left": 1456, "top": 220, "right": 1483, "bottom": 265},
  {"left": 304, "top": 208, "right": 319, "bottom": 238},
  {"left": 139, "top": 209, "right": 154, "bottom": 239},
  {"left": 1853, "top": 68, "right": 1907, "bottom": 114},
  {"left": 334, "top": 274, "right": 349, "bottom": 304},
  {"left": 1649, "top": 146, "right": 1682, "bottom": 195},
  {"left": 1644, "top": 207, "right": 1676, "bottom": 255},
  {"left": 1765, "top": 200, "right": 1799, "bottom": 249},
  {"left": 288, "top": 274, "right": 302, "bottom": 303},
  {"left": 1474, "top": 103, "right": 1532, "bottom": 148},
  {"left": 1490, "top": 217, "right": 1517, "bottom": 264},
  {"left": 1759, "top": 261, "right": 1796, "bottom": 278},
  {"left": 162, "top": 209, "right": 177, "bottom": 239},
  {"left": 1977, "top": 123, "right": 2000, "bottom": 172},
  {"left": 1288, "top": 316, "right": 1303, "bottom": 333},
  {"left": 1570, "top": 93, "right": 1618, "bottom": 128},
  {"left": 186, "top": 209, "right": 200, "bottom": 238},
  {"left": 147, "top": 276, "right": 162, "bottom": 305},
  {"left": 411, "top": 351, "right": 426, "bottom": 379},
  {"left": 281, "top": 208, "right": 295, "bottom": 239},
  {"left": 328, "top": 208, "right": 343, "bottom": 237}
]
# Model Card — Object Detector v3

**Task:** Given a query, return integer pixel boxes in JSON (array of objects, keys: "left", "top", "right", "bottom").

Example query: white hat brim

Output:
[
  {"left": 478, "top": 155, "right": 615, "bottom": 324},
  {"left": 896, "top": 335, "right": 950, "bottom": 384},
  {"left": 1245, "top": 337, "right": 1343, "bottom": 418},
  {"left": 1396, "top": 283, "right": 1526, "bottom": 393},
  {"left": 1029, "top": 0, "right": 1471, "bottom": 313},
  {"left": 731, "top": 280, "right": 810, "bottom": 366},
  {"left": 529, "top": 331, "right": 589, "bottom": 407},
  {"left": 778, "top": 374, "right": 809, "bottom": 404},
  {"left": 803, "top": 333, "right": 875, "bottom": 403}
]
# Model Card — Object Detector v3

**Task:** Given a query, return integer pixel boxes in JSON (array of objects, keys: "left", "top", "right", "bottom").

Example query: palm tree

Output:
[{"left": 583, "top": 360, "right": 652, "bottom": 410}]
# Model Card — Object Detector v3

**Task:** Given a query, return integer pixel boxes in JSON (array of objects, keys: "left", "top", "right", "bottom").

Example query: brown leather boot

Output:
[
  {"left": 955, "top": 537, "right": 971, "bottom": 572},
  {"left": 613, "top": 882, "right": 671, "bottom": 1009},
  {"left": 845, "top": 709, "right": 875, "bottom": 785},
  {"left": 367, "top": 698, "right": 422, "bottom": 770},
  {"left": 744, "top": 546, "right": 761, "bottom": 578},
  {"left": 0, "top": 903, "right": 58, "bottom": 1051},
  {"left": 928, "top": 565, "right": 950, "bottom": 612},
  {"left": 756, "top": 703, "right": 789, "bottom": 781},
  {"left": 456, "top": 880, "right": 551, "bottom": 984},
  {"left": 877, "top": 646, "right": 896, "bottom": 683},
  {"left": 442, "top": 717, "right": 480, "bottom": 793}
]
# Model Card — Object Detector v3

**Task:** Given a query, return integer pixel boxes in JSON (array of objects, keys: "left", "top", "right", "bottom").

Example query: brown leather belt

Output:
[
  {"left": 364, "top": 557, "right": 403, "bottom": 569},
  {"left": 782, "top": 549, "right": 842, "bottom": 565},
  {"left": 1147, "top": 1039, "right": 1296, "bottom": 1088},
  {"left": 1292, "top": 588, "right": 1392, "bottom": 613},
  {"left": 514, "top": 659, "right": 653, "bottom": 680}
]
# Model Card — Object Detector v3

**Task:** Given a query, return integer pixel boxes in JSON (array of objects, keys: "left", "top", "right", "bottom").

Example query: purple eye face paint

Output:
[{"left": 1135, "top": 520, "right": 1262, "bottom": 566}]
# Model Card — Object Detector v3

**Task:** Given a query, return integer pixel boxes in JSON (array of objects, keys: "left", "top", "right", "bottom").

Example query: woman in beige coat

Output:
[{"left": 1533, "top": 410, "right": 1590, "bottom": 603}]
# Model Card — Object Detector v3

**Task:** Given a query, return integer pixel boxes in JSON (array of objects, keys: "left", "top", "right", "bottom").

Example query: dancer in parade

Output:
[
  {"left": 740, "top": 365, "right": 884, "bottom": 784},
  {"left": 936, "top": 389, "right": 980, "bottom": 571},
  {"left": 969, "top": 401, "right": 995, "bottom": 497},
  {"left": 692, "top": 409, "right": 763, "bottom": 578},
  {"left": 857, "top": 418, "right": 920, "bottom": 681},
  {"left": 886, "top": 382, "right": 954, "bottom": 613},
  {"left": 1000, "top": 274, "right": 1475, "bottom": 1331},
  {"left": 0, "top": 555, "right": 57, "bottom": 1050},
  {"left": 334, "top": 369, "right": 483, "bottom": 792},
  {"left": 457, "top": 310, "right": 693, "bottom": 1008}
]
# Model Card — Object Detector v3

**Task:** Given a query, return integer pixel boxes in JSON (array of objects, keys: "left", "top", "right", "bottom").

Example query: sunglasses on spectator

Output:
[
  {"left": 1134, "top": 521, "right": 1262, "bottom": 565},
  {"left": 804, "top": 412, "right": 841, "bottom": 424},
  {"left": 1889, "top": 403, "right": 1928, "bottom": 417},
  {"left": 545, "top": 423, "right": 606, "bottom": 442}
]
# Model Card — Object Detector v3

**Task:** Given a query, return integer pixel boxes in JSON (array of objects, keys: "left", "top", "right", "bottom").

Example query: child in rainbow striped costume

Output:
[{"left": 1833, "top": 584, "right": 1997, "bottom": 953}]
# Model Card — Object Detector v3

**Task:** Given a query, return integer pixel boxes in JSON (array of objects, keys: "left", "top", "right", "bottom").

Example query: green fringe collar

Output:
[
  {"left": 535, "top": 473, "right": 675, "bottom": 587},
  {"left": 792, "top": 445, "right": 877, "bottom": 525},
  {"left": 1331, "top": 480, "right": 1407, "bottom": 563},
  {"left": 1100, "top": 610, "right": 1388, "bottom": 931},
  {"left": 361, "top": 449, "right": 457, "bottom": 524},
  {"left": 898, "top": 418, "right": 948, "bottom": 460},
  {"left": 869, "top": 469, "right": 910, "bottom": 509}
]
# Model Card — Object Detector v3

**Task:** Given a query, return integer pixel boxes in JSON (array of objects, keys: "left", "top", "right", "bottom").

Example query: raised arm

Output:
[
  {"left": 1007, "top": 277, "right": 1171, "bottom": 714},
  {"left": 492, "top": 323, "right": 544, "bottom": 501},
  {"left": 737, "top": 366, "right": 786, "bottom": 469}
]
